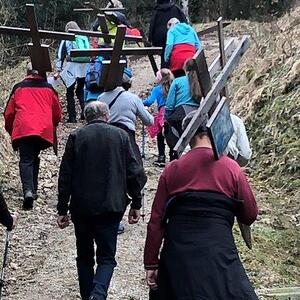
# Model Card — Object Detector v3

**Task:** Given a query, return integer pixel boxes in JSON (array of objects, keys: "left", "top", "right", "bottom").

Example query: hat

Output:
[{"left": 182, "top": 110, "right": 208, "bottom": 133}]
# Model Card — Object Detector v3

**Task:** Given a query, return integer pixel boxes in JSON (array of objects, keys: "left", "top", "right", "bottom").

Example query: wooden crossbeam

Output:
[
  {"left": 0, "top": 26, "right": 75, "bottom": 41},
  {"left": 258, "top": 287, "right": 300, "bottom": 299},
  {"left": 174, "top": 35, "right": 250, "bottom": 156},
  {"left": 74, "top": 1, "right": 125, "bottom": 13},
  {"left": 198, "top": 22, "right": 231, "bottom": 37},
  {"left": 70, "top": 47, "right": 162, "bottom": 57},
  {"left": 68, "top": 28, "right": 143, "bottom": 42}
]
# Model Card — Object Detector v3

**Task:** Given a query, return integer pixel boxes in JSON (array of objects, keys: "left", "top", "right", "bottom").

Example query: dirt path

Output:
[{"left": 1, "top": 31, "right": 298, "bottom": 299}]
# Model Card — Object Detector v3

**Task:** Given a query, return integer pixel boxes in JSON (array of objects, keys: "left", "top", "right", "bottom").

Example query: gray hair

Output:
[
  {"left": 26, "top": 62, "right": 38, "bottom": 75},
  {"left": 65, "top": 21, "right": 80, "bottom": 32},
  {"left": 167, "top": 18, "right": 180, "bottom": 29},
  {"left": 84, "top": 101, "right": 110, "bottom": 122}
]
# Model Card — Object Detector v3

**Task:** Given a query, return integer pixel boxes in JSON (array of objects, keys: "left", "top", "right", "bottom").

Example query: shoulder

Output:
[{"left": 217, "top": 155, "right": 242, "bottom": 176}]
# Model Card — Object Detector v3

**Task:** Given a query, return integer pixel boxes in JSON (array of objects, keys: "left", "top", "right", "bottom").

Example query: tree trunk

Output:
[{"left": 181, "top": 0, "right": 190, "bottom": 22}]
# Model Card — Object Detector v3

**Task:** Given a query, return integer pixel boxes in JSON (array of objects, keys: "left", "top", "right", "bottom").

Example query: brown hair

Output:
[
  {"left": 160, "top": 68, "right": 174, "bottom": 98},
  {"left": 185, "top": 59, "right": 203, "bottom": 102}
]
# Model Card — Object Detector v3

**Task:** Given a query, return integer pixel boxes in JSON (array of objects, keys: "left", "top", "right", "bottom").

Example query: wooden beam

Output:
[
  {"left": 217, "top": 17, "right": 229, "bottom": 97},
  {"left": 198, "top": 22, "right": 231, "bottom": 37},
  {"left": 68, "top": 29, "right": 143, "bottom": 42},
  {"left": 173, "top": 35, "right": 250, "bottom": 156},
  {"left": 0, "top": 26, "right": 75, "bottom": 40},
  {"left": 70, "top": 47, "right": 163, "bottom": 58}
]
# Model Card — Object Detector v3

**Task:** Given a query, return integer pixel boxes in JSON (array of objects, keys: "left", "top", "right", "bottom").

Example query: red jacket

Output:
[{"left": 4, "top": 75, "right": 62, "bottom": 148}]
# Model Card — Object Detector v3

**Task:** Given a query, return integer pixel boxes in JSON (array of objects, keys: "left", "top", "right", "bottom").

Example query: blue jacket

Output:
[
  {"left": 143, "top": 85, "right": 166, "bottom": 109},
  {"left": 165, "top": 75, "right": 199, "bottom": 117},
  {"left": 165, "top": 23, "right": 201, "bottom": 61}
]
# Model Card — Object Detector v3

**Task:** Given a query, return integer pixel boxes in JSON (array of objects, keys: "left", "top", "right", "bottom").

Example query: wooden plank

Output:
[
  {"left": 258, "top": 287, "right": 300, "bottom": 299},
  {"left": 26, "top": 4, "right": 40, "bottom": 46},
  {"left": 198, "top": 22, "right": 231, "bottom": 37},
  {"left": 174, "top": 35, "right": 250, "bottom": 156},
  {"left": 0, "top": 26, "right": 75, "bottom": 40},
  {"left": 68, "top": 29, "right": 143, "bottom": 42},
  {"left": 105, "top": 25, "right": 126, "bottom": 91},
  {"left": 209, "top": 38, "right": 236, "bottom": 77},
  {"left": 97, "top": 14, "right": 111, "bottom": 44},
  {"left": 193, "top": 49, "right": 212, "bottom": 97},
  {"left": 70, "top": 47, "right": 163, "bottom": 58},
  {"left": 86, "top": 2, "right": 125, "bottom": 12},
  {"left": 140, "top": 30, "right": 158, "bottom": 75},
  {"left": 217, "top": 17, "right": 228, "bottom": 97},
  {"left": 28, "top": 43, "right": 52, "bottom": 74}
]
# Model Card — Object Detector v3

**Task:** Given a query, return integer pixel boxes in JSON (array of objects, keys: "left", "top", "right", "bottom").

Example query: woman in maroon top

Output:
[{"left": 144, "top": 112, "right": 259, "bottom": 300}]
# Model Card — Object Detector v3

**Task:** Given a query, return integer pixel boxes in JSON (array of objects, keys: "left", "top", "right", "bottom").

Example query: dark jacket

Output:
[
  {"left": 148, "top": 1, "right": 187, "bottom": 47},
  {"left": 57, "top": 120, "right": 144, "bottom": 217},
  {"left": 0, "top": 185, "right": 13, "bottom": 230}
]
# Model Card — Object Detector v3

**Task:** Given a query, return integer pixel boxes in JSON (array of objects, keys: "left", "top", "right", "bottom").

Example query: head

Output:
[
  {"left": 84, "top": 101, "right": 110, "bottom": 123},
  {"left": 182, "top": 111, "right": 211, "bottom": 148},
  {"left": 184, "top": 59, "right": 203, "bottom": 102},
  {"left": 167, "top": 18, "right": 180, "bottom": 30},
  {"left": 158, "top": 68, "right": 174, "bottom": 98},
  {"left": 122, "top": 67, "right": 133, "bottom": 91},
  {"left": 26, "top": 62, "right": 38, "bottom": 76},
  {"left": 65, "top": 21, "right": 80, "bottom": 32}
]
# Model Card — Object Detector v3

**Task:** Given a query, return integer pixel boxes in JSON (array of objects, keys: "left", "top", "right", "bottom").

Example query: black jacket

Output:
[
  {"left": 57, "top": 120, "right": 144, "bottom": 217},
  {"left": 0, "top": 185, "right": 13, "bottom": 230},
  {"left": 148, "top": 1, "right": 187, "bottom": 47}
]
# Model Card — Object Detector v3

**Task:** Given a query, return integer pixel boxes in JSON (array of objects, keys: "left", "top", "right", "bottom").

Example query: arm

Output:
[
  {"left": 143, "top": 86, "right": 159, "bottom": 107},
  {"left": 235, "top": 172, "right": 258, "bottom": 225},
  {"left": 52, "top": 92, "right": 62, "bottom": 127},
  {"left": 144, "top": 172, "right": 169, "bottom": 269},
  {"left": 236, "top": 119, "right": 252, "bottom": 162},
  {"left": 136, "top": 97, "right": 154, "bottom": 126},
  {"left": 164, "top": 30, "right": 175, "bottom": 62},
  {"left": 3, "top": 92, "right": 16, "bottom": 136},
  {"left": 57, "top": 134, "right": 75, "bottom": 216},
  {"left": 165, "top": 80, "right": 177, "bottom": 118},
  {"left": 125, "top": 136, "right": 144, "bottom": 209}
]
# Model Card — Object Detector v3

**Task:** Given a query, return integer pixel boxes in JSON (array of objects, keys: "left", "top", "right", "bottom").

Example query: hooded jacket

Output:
[
  {"left": 165, "top": 22, "right": 201, "bottom": 61},
  {"left": 148, "top": 1, "right": 187, "bottom": 47}
]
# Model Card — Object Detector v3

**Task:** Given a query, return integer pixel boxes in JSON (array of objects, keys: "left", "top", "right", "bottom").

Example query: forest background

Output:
[{"left": 0, "top": 0, "right": 296, "bottom": 64}]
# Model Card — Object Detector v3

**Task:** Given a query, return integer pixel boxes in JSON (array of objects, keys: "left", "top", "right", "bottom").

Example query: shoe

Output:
[
  {"left": 118, "top": 223, "right": 125, "bottom": 235},
  {"left": 33, "top": 193, "right": 38, "bottom": 200},
  {"left": 66, "top": 118, "right": 77, "bottom": 123},
  {"left": 80, "top": 111, "right": 85, "bottom": 120},
  {"left": 156, "top": 155, "right": 165, "bottom": 164},
  {"left": 23, "top": 190, "right": 34, "bottom": 210}
]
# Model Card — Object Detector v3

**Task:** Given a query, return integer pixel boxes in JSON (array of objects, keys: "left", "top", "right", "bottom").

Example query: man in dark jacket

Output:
[
  {"left": 148, "top": 0, "right": 187, "bottom": 67},
  {"left": 57, "top": 101, "right": 144, "bottom": 300},
  {"left": 4, "top": 63, "right": 62, "bottom": 210}
]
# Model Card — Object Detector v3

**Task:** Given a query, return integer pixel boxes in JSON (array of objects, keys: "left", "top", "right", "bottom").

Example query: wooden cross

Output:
[
  {"left": 69, "top": 25, "right": 162, "bottom": 90},
  {"left": 0, "top": 4, "right": 75, "bottom": 76},
  {"left": 73, "top": 1, "right": 125, "bottom": 13}
]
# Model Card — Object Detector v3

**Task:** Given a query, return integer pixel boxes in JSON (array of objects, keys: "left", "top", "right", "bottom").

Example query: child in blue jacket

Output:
[{"left": 143, "top": 69, "right": 174, "bottom": 164}]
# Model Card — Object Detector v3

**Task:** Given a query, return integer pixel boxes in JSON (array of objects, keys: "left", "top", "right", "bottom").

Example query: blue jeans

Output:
[{"left": 72, "top": 213, "right": 122, "bottom": 300}]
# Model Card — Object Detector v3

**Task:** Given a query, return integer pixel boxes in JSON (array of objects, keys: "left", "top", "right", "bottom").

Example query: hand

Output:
[
  {"left": 53, "top": 72, "right": 60, "bottom": 80},
  {"left": 128, "top": 208, "right": 141, "bottom": 224},
  {"left": 11, "top": 212, "right": 19, "bottom": 230},
  {"left": 57, "top": 215, "right": 70, "bottom": 229},
  {"left": 146, "top": 269, "right": 158, "bottom": 290}
]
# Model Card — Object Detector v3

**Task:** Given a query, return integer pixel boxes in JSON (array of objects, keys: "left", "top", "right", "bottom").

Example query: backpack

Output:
[
  {"left": 71, "top": 35, "right": 90, "bottom": 63},
  {"left": 85, "top": 57, "right": 103, "bottom": 92}
]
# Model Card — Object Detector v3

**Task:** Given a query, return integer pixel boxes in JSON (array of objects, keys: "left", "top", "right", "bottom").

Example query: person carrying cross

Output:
[
  {"left": 144, "top": 111, "right": 259, "bottom": 300},
  {"left": 4, "top": 63, "right": 62, "bottom": 210}
]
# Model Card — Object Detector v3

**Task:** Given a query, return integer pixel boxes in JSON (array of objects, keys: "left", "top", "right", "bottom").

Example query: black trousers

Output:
[
  {"left": 17, "top": 136, "right": 49, "bottom": 195},
  {"left": 72, "top": 213, "right": 122, "bottom": 300},
  {"left": 157, "top": 131, "right": 165, "bottom": 157},
  {"left": 66, "top": 77, "right": 85, "bottom": 120}
]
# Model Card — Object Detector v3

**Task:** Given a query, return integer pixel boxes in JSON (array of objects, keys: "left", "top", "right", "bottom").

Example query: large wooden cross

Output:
[
  {"left": 69, "top": 25, "right": 162, "bottom": 90},
  {"left": 0, "top": 4, "right": 75, "bottom": 77}
]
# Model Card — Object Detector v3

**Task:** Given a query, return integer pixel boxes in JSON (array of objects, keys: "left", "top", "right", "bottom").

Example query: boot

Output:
[
  {"left": 154, "top": 155, "right": 165, "bottom": 166},
  {"left": 23, "top": 190, "right": 34, "bottom": 210}
]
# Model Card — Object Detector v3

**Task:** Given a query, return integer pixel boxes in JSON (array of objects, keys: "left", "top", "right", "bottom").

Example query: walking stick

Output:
[
  {"left": 0, "top": 231, "right": 11, "bottom": 299},
  {"left": 140, "top": 125, "right": 146, "bottom": 221}
]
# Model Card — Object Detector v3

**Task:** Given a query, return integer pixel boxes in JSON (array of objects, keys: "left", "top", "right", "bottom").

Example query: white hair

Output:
[
  {"left": 167, "top": 18, "right": 180, "bottom": 29},
  {"left": 84, "top": 101, "right": 110, "bottom": 122}
]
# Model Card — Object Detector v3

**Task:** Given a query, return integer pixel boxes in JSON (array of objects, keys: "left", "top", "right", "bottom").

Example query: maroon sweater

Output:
[{"left": 144, "top": 147, "right": 258, "bottom": 269}]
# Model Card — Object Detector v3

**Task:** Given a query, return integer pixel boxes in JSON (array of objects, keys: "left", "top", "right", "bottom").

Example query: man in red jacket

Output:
[{"left": 4, "top": 64, "right": 62, "bottom": 210}]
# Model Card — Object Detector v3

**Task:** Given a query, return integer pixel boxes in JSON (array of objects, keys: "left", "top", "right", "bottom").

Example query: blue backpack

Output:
[{"left": 85, "top": 57, "right": 103, "bottom": 92}]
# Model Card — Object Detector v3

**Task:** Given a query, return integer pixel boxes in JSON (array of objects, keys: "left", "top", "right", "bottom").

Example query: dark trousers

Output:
[
  {"left": 17, "top": 137, "right": 48, "bottom": 194},
  {"left": 72, "top": 213, "right": 122, "bottom": 300},
  {"left": 157, "top": 131, "right": 165, "bottom": 157},
  {"left": 66, "top": 77, "right": 85, "bottom": 120}
]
